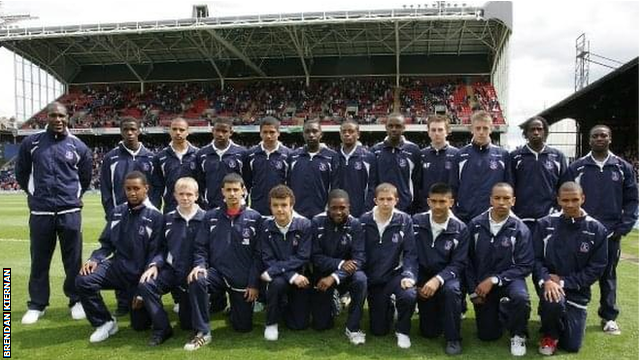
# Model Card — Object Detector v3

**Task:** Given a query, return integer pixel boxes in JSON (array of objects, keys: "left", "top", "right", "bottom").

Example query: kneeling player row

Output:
[{"left": 74, "top": 171, "right": 608, "bottom": 357}]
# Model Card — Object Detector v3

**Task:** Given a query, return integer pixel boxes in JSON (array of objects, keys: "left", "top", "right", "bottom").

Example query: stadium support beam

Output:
[
  {"left": 286, "top": 26, "right": 310, "bottom": 86},
  {"left": 6, "top": 42, "right": 67, "bottom": 82},
  {"left": 205, "top": 29, "right": 267, "bottom": 77},
  {"left": 395, "top": 21, "right": 400, "bottom": 87},
  {"left": 187, "top": 33, "right": 225, "bottom": 89},
  {"left": 95, "top": 36, "right": 145, "bottom": 92}
]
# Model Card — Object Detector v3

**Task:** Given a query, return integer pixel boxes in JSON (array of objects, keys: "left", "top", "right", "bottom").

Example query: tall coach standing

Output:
[
  {"left": 16, "top": 101, "right": 93, "bottom": 325},
  {"left": 564, "top": 124, "right": 638, "bottom": 335}
]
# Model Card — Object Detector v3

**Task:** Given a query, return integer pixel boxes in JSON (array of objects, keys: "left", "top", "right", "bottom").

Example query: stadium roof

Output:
[
  {"left": 0, "top": 2, "right": 511, "bottom": 83},
  {"left": 538, "top": 57, "right": 638, "bottom": 156},
  {"left": 539, "top": 57, "right": 640, "bottom": 124}
]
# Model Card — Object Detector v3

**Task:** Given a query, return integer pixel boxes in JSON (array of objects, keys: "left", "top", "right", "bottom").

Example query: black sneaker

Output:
[
  {"left": 445, "top": 340, "right": 462, "bottom": 355},
  {"left": 148, "top": 328, "right": 173, "bottom": 346}
]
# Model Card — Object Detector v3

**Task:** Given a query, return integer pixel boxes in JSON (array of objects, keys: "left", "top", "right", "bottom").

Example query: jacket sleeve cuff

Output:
[
  {"left": 337, "top": 260, "right": 344, "bottom": 270},
  {"left": 331, "top": 273, "right": 341, "bottom": 285},
  {"left": 401, "top": 278, "right": 415, "bottom": 287},
  {"left": 261, "top": 271, "right": 272, "bottom": 282},
  {"left": 436, "top": 275, "right": 445, "bottom": 285},
  {"left": 289, "top": 273, "right": 300, "bottom": 284}
]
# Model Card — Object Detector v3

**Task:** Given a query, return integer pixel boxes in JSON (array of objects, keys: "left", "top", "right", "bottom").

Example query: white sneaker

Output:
[
  {"left": 21, "top": 309, "right": 45, "bottom": 325},
  {"left": 70, "top": 302, "right": 86, "bottom": 320},
  {"left": 345, "top": 328, "right": 366, "bottom": 345},
  {"left": 396, "top": 332, "right": 411, "bottom": 349},
  {"left": 89, "top": 319, "right": 118, "bottom": 343},
  {"left": 510, "top": 335, "right": 527, "bottom": 356},
  {"left": 184, "top": 332, "right": 212, "bottom": 351},
  {"left": 603, "top": 320, "right": 621, "bottom": 335},
  {"left": 173, "top": 303, "right": 180, "bottom": 314},
  {"left": 264, "top": 324, "right": 279, "bottom": 341}
]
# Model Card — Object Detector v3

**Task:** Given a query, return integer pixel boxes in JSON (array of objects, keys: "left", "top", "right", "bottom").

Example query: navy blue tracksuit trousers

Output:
[
  {"left": 311, "top": 271, "right": 367, "bottom": 332},
  {"left": 473, "top": 278, "right": 530, "bottom": 340},
  {"left": 190, "top": 267, "right": 254, "bottom": 333},
  {"left": 417, "top": 278, "right": 462, "bottom": 341},
  {"left": 28, "top": 212, "right": 82, "bottom": 310},
  {"left": 367, "top": 274, "right": 417, "bottom": 336},
  {"left": 598, "top": 235, "right": 621, "bottom": 321},
  {"left": 265, "top": 276, "right": 310, "bottom": 330},
  {"left": 76, "top": 260, "right": 150, "bottom": 330},
  {"left": 538, "top": 297, "right": 587, "bottom": 353},
  {"left": 137, "top": 268, "right": 192, "bottom": 335}
]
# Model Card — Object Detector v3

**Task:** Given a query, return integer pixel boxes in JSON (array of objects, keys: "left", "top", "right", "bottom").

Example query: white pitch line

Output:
[{"left": 0, "top": 238, "right": 28, "bottom": 242}]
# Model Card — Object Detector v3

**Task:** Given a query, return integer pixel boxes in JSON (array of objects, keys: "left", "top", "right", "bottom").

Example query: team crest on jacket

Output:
[
  {"left": 274, "top": 160, "right": 283, "bottom": 169},
  {"left": 501, "top": 238, "right": 511, "bottom": 247},
  {"left": 398, "top": 158, "right": 407, "bottom": 167},
  {"left": 242, "top": 228, "right": 252, "bottom": 238},
  {"left": 354, "top": 161, "right": 362, "bottom": 170},
  {"left": 489, "top": 160, "right": 498, "bottom": 170},
  {"left": 65, "top": 150, "right": 74, "bottom": 160},
  {"left": 228, "top": 160, "right": 237, "bottom": 168},
  {"left": 444, "top": 161, "right": 452, "bottom": 170},
  {"left": 141, "top": 163, "right": 149, "bottom": 171},
  {"left": 544, "top": 160, "right": 555, "bottom": 170},
  {"left": 138, "top": 226, "right": 145, "bottom": 235},
  {"left": 318, "top": 162, "right": 327, "bottom": 171},
  {"left": 190, "top": 162, "right": 196, "bottom": 170},
  {"left": 293, "top": 234, "right": 300, "bottom": 246},
  {"left": 579, "top": 242, "right": 590, "bottom": 253},
  {"left": 611, "top": 171, "right": 620, "bottom": 182},
  {"left": 444, "top": 240, "right": 453, "bottom": 250},
  {"left": 391, "top": 233, "right": 400, "bottom": 243}
]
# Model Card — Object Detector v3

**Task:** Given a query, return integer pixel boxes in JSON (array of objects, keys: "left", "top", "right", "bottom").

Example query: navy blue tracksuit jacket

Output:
[
  {"left": 100, "top": 142, "right": 156, "bottom": 217},
  {"left": 310, "top": 213, "right": 366, "bottom": 282},
  {"left": 564, "top": 152, "right": 639, "bottom": 236},
  {"left": 360, "top": 210, "right": 417, "bottom": 286},
  {"left": 260, "top": 215, "right": 313, "bottom": 281},
  {"left": 510, "top": 145, "right": 567, "bottom": 222},
  {"left": 154, "top": 207, "right": 206, "bottom": 279},
  {"left": 412, "top": 212, "right": 469, "bottom": 283},
  {"left": 334, "top": 145, "right": 377, "bottom": 217},
  {"left": 450, "top": 143, "right": 513, "bottom": 223},
  {"left": 192, "top": 142, "right": 246, "bottom": 210},
  {"left": 466, "top": 210, "right": 533, "bottom": 292},
  {"left": 244, "top": 142, "right": 292, "bottom": 215},
  {"left": 418, "top": 144, "right": 458, "bottom": 213},
  {"left": 194, "top": 206, "right": 263, "bottom": 289},
  {"left": 370, "top": 139, "right": 422, "bottom": 213},
  {"left": 532, "top": 212, "right": 608, "bottom": 307},
  {"left": 151, "top": 143, "right": 199, "bottom": 213},
  {"left": 89, "top": 200, "right": 164, "bottom": 282},
  {"left": 288, "top": 146, "right": 339, "bottom": 219},
  {"left": 15, "top": 128, "right": 93, "bottom": 212}
]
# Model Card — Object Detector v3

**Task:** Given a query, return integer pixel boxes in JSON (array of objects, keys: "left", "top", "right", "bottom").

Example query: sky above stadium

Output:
[{"left": 0, "top": 0, "right": 638, "bottom": 136}]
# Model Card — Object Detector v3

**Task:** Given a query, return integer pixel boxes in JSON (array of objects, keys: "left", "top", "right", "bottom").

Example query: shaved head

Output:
[{"left": 559, "top": 181, "right": 583, "bottom": 194}]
